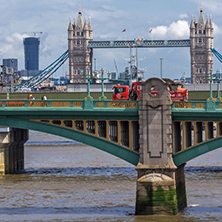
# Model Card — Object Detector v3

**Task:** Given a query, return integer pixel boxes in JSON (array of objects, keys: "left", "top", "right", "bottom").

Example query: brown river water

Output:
[{"left": 0, "top": 130, "right": 222, "bottom": 222}]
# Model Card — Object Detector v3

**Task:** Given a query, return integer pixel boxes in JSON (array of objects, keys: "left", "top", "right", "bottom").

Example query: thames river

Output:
[{"left": 0, "top": 130, "right": 221, "bottom": 221}]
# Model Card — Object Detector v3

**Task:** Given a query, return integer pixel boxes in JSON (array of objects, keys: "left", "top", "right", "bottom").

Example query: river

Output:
[{"left": 0, "top": 130, "right": 221, "bottom": 222}]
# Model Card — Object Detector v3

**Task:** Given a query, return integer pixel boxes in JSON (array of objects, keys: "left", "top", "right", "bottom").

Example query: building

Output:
[
  {"left": 2, "top": 58, "right": 18, "bottom": 73},
  {"left": 23, "top": 37, "right": 40, "bottom": 76},
  {"left": 190, "top": 6, "right": 214, "bottom": 84},
  {"left": 68, "top": 7, "right": 93, "bottom": 83}
]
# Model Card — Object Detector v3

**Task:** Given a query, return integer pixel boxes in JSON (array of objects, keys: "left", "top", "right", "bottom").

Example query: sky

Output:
[{"left": 0, "top": 0, "right": 222, "bottom": 80}]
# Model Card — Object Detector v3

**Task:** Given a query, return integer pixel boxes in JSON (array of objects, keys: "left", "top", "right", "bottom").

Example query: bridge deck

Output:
[
  {"left": 1, "top": 99, "right": 222, "bottom": 166},
  {"left": 0, "top": 99, "right": 140, "bottom": 166}
]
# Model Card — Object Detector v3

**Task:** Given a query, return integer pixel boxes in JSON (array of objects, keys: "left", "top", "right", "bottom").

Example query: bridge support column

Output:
[
  {"left": 136, "top": 78, "right": 187, "bottom": 215},
  {"left": 135, "top": 164, "right": 186, "bottom": 215},
  {"left": 0, "top": 127, "right": 28, "bottom": 175}
]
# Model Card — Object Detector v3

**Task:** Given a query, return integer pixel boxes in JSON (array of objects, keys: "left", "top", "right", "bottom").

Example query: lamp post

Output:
[
  {"left": 81, "top": 67, "right": 91, "bottom": 100},
  {"left": 93, "top": 68, "right": 109, "bottom": 100},
  {"left": 203, "top": 69, "right": 213, "bottom": 101},
  {"left": 160, "top": 58, "right": 163, "bottom": 79},
  {"left": 99, "top": 68, "right": 109, "bottom": 100},
  {"left": 216, "top": 69, "right": 221, "bottom": 100},
  {"left": 27, "top": 58, "right": 29, "bottom": 79}
]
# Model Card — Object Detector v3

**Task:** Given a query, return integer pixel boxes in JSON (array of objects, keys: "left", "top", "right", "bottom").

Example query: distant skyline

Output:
[{"left": 0, "top": 0, "right": 222, "bottom": 79}]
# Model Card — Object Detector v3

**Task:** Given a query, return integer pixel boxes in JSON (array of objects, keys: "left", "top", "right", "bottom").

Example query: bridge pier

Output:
[
  {"left": 135, "top": 163, "right": 186, "bottom": 215},
  {"left": 136, "top": 78, "right": 187, "bottom": 215},
  {"left": 0, "top": 127, "right": 28, "bottom": 175}
]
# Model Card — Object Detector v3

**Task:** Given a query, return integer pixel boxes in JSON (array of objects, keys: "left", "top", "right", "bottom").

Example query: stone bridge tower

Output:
[
  {"left": 190, "top": 6, "right": 214, "bottom": 83},
  {"left": 68, "top": 7, "right": 93, "bottom": 83},
  {"left": 136, "top": 78, "right": 187, "bottom": 215}
]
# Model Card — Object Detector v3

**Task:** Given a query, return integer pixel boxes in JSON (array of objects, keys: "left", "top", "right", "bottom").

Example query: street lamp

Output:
[
  {"left": 81, "top": 67, "right": 91, "bottom": 100},
  {"left": 99, "top": 68, "right": 108, "bottom": 100},
  {"left": 203, "top": 69, "right": 222, "bottom": 101},
  {"left": 27, "top": 58, "right": 29, "bottom": 79},
  {"left": 160, "top": 58, "right": 163, "bottom": 79},
  {"left": 203, "top": 69, "right": 213, "bottom": 101}
]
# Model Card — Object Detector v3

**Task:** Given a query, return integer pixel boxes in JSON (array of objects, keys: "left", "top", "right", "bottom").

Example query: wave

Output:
[
  {"left": 25, "top": 140, "right": 81, "bottom": 146},
  {"left": 185, "top": 166, "right": 222, "bottom": 173}
]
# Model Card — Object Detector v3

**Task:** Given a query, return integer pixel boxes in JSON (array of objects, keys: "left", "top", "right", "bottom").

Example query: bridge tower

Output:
[
  {"left": 136, "top": 78, "right": 186, "bottom": 215},
  {"left": 190, "top": 6, "right": 214, "bottom": 84},
  {"left": 68, "top": 6, "right": 93, "bottom": 83}
]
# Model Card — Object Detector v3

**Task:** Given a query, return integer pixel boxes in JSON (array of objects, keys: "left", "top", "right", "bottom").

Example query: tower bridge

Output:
[{"left": 68, "top": 6, "right": 213, "bottom": 84}]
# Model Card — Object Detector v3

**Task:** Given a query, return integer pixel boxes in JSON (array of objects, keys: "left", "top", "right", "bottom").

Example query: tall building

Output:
[
  {"left": 68, "top": 7, "right": 93, "bottom": 83},
  {"left": 190, "top": 6, "right": 214, "bottom": 83},
  {"left": 2, "top": 58, "right": 18, "bottom": 73},
  {"left": 23, "top": 37, "right": 40, "bottom": 75}
]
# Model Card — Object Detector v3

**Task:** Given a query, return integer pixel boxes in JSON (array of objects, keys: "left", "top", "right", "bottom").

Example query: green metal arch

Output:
[
  {"left": 0, "top": 117, "right": 140, "bottom": 166},
  {"left": 173, "top": 137, "right": 222, "bottom": 166}
]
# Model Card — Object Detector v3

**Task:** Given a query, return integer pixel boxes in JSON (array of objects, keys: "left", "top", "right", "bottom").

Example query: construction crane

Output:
[{"left": 22, "top": 32, "right": 43, "bottom": 37}]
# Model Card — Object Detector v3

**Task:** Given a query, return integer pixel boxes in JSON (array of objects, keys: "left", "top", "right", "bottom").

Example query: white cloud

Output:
[
  {"left": 179, "top": 14, "right": 189, "bottom": 19},
  {"left": 150, "top": 20, "right": 189, "bottom": 39},
  {"left": 213, "top": 22, "right": 222, "bottom": 36},
  {"left": 0, "top": 33, "right": 27, "bottom": 62}
]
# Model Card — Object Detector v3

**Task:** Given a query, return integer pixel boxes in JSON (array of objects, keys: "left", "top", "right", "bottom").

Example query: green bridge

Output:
[
  {"left": 0, "top": 98, "right": 221, "bottom": 166},
  {"left": 0, "top": 78, "right": 222, "bottom": 215}
]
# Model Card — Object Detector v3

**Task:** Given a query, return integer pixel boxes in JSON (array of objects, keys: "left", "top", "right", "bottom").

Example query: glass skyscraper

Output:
[{"left": 23, "top": 37, "right": 40, "bottom": 71}]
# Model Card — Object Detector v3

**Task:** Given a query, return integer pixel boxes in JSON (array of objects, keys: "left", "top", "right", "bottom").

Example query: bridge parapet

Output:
[
  {"left": 172, "top": 99, "right": 222, "bottom": 112},
  {"left": 0, "top": 99, "right": 138, "bottom": 110}
]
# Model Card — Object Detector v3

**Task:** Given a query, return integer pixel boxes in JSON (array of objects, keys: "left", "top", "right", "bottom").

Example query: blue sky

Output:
[{"left": 0, "top": 0, "right": 222, "bottom": 80}]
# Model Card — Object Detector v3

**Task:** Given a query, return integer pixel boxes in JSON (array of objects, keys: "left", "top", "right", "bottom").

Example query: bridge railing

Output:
[
  {"left": 0, "top": 99, "right": 139, "bottom": 110},
  {"left": 172, "top": 99, "right": 222, "bottom": 111}
]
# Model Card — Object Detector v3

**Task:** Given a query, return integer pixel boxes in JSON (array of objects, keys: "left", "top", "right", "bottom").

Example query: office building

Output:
[
  {"left": 2, "top": 58, "right": 18, "bottom": 73},
  {"left": 23, "top": 37, "right": 40, "bottom": 75}
]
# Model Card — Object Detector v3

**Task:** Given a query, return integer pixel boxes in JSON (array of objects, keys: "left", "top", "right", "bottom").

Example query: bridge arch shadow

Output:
[
  {"left": 173, "top": 137, "right": 222, "bottom": 166},
  {"left": 1, "top": 117, "right": 139, "bottom": 166}
]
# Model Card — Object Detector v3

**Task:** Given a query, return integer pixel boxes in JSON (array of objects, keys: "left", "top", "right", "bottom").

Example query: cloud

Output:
[
  {"left": 179, "top": 14, "right": 189, "bottom": 19},
  {"left": 150, "top": 20, "right": 189, "bottom": 39},
  {"left": 0, "top": 33, "right": 27, "bottom": 59},
  {"left": 213, "top": 22, "right": 222, "bottom": 36}
]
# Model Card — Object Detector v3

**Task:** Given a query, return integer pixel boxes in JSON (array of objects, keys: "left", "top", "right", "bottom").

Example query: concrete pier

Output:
[
  {"left": 136, "top": 78, "right": 187, "bottom": 215},
  {"left": 0, "top": 127, "right": 28, "bottom": 175}
]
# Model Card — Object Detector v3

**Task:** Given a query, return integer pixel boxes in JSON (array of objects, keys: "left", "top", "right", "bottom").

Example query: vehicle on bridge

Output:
[
  {"left": 112, "top": 81, "right": 142, "bottom": 100},
  {"left": 112, "top": 80, "right": 188, "bottom": 101}
]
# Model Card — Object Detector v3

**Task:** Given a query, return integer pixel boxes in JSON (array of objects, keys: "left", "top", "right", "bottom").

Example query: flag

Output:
[
  {"left": 149, "top": 28, "right": 152, "bottom": 33},
  {"left": 122, "top": 28, "right": 126, "bottom": 32}
]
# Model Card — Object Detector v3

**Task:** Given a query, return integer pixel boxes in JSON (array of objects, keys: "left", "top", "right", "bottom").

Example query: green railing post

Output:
[
  {"left": 101, "top": 68, "right": 105, "bottom": 100},
  {"left": 216, "top": 69, "right": 221, "bottom": 100},
  {"left": 87, "top": 67, "right": 91, "bottom": 100},
  {"left": 93, "top": 68, "right": 109, "bottom": 101},
  {"left": 210, "top": 69, "right": 213, "bottom": 101},
  {"left": 203, "top": 69, "right": 213, "bottom": 101},
  {"left": 81, "top": 67, "right": 92, "bottom": 101}
]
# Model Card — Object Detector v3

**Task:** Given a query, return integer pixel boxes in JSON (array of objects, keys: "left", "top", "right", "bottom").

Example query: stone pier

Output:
[
  {"left": 136, "top": 78, "right": 187, "bottom": 215},
  {"left": 0, "top": 127, "right": 29, "bottom": 175}
]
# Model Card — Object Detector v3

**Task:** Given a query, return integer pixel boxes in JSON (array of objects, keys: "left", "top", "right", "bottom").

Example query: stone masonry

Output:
[{"left": 135, "top": 78, "right": 187, "bottom": 215}]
